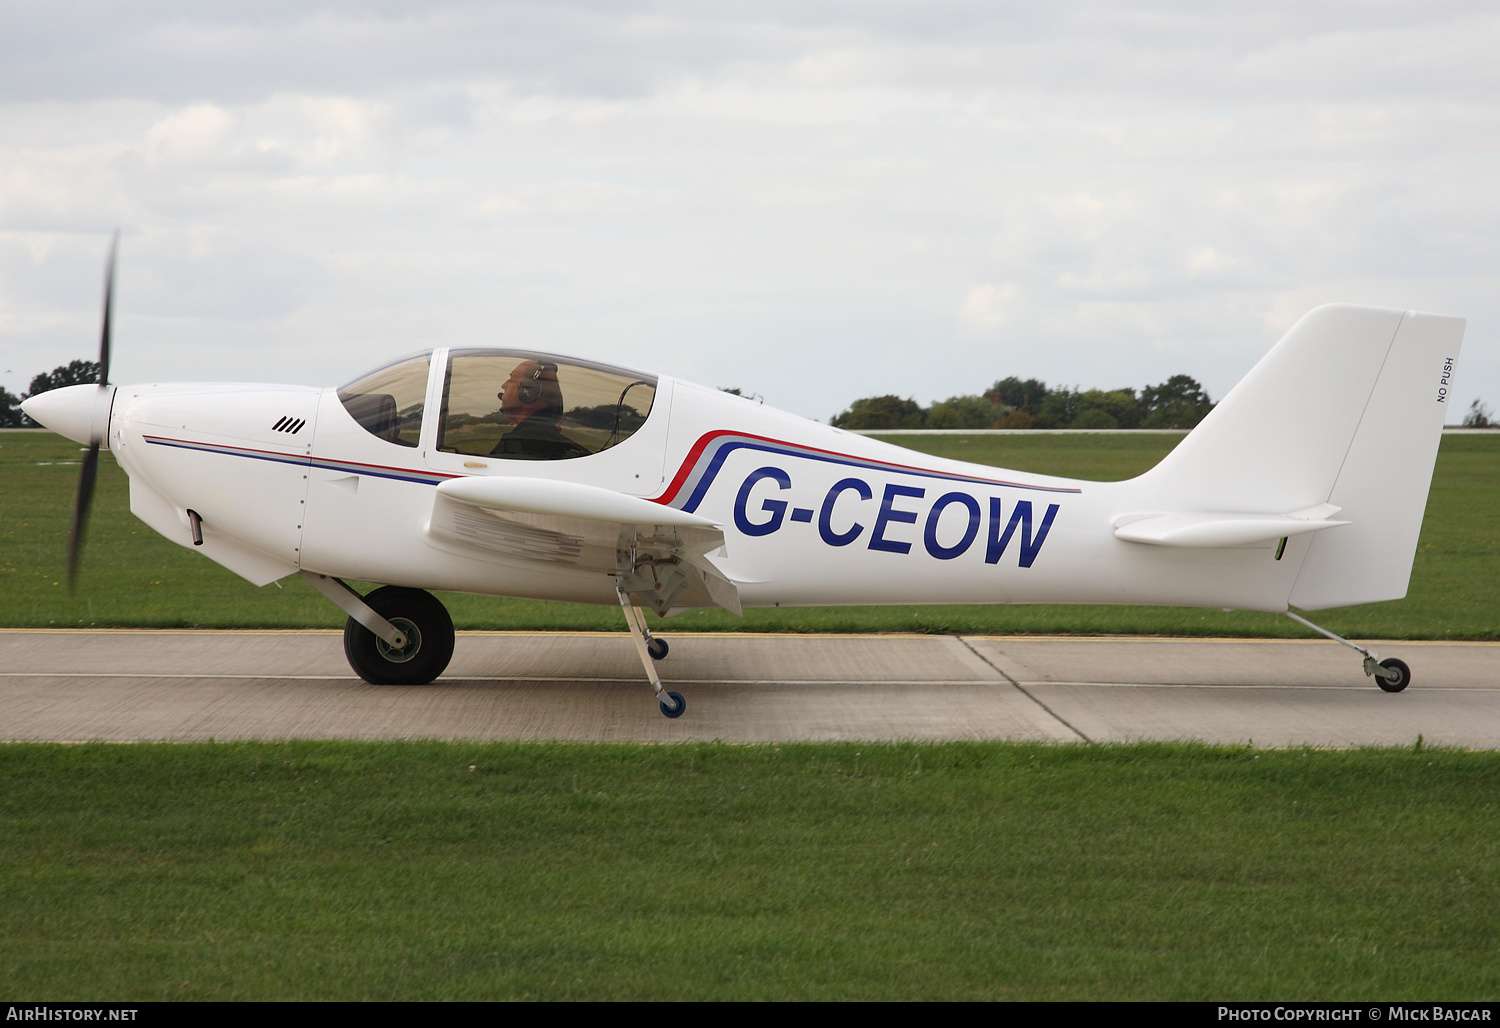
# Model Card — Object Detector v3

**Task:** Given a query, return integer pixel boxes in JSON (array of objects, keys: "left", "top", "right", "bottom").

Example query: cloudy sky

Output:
[{"left": 2, "top": 1, "right": 1496, "bottom": 423}]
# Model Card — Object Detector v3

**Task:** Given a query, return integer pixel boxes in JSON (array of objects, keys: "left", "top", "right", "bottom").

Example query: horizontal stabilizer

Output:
[{"left": 1113, "top": 505, "right": 1348, "bottom": 548}]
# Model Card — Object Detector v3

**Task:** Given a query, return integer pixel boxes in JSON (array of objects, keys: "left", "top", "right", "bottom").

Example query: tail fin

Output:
[{"left": 1137, "top": 304, "right": 1466, "bottom": 609}]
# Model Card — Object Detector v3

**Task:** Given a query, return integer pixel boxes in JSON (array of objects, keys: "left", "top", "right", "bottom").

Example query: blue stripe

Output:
[{"left": 676, "top": 438, "right": 1079, "bottom": 514}]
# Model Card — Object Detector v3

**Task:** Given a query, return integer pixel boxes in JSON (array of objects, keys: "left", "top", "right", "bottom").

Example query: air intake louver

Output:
[{"left": 272, "top": 416, "right": 307, "bottom": 434}]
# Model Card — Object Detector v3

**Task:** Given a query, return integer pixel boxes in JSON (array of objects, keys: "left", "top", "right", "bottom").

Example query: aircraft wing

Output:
[{"left": 424, "top": 476, "right": 741, "bottom": 615}]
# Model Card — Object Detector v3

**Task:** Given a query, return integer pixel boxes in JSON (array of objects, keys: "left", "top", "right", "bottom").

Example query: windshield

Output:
[{"left": 336, "top": 352, "right": 431, "bottom": 447}]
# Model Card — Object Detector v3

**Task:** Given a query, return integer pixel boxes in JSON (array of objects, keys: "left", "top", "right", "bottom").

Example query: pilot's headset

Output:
[{"left": 512, "top": 362, "right": 560, "bottom": 405}]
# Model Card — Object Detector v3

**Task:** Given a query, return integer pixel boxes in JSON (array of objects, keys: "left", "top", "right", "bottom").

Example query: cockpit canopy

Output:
[{"left": 337, "top": 349, "right": 658, "bottom": 460}]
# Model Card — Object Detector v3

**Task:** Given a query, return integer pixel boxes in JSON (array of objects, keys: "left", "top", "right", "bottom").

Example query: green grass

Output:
[
  {"left": 2, "top": 740, "right": 1497, "bottom": 1001},
  {"left": 4, "top": 430, "right": 1495, "bottom": 999},
  {"left": 2, "top": 430, "right": 1496, "bottom": 638}
]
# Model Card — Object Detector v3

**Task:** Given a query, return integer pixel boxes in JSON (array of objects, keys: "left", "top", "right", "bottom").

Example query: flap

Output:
[
  {"left": 438, "top": 476, "right": 721, "bottom": 530},
  {"left": 425, "top": 475, "right": 740, "bottom": 615}
]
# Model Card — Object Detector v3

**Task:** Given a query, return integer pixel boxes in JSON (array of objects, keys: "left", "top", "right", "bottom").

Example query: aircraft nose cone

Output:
[{"left": 20, "top": 383, "right": 112, "bottom": 446}]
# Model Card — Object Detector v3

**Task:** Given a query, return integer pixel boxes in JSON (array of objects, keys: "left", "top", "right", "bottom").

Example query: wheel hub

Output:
[{"left": 376, "top": 617, "right": 422, "bottom": 663}]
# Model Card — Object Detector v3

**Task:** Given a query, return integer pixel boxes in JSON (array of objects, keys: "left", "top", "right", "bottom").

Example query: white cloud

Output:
[
  {"left": 1, "top": 2, "right": 1497, "bottom": 419},
  {"left": 958, "top": 283, "right": 1017, "bottom": 335}
]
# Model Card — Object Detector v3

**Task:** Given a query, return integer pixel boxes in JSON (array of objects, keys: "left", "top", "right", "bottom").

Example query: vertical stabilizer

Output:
[{"left": 1133, "top": 304, "right": 1465, "bottom": 609}]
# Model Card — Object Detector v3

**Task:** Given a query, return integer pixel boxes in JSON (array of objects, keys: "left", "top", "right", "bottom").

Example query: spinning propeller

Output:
[{"left": 65, "top": 233, "right": 117, "bottom": 591}]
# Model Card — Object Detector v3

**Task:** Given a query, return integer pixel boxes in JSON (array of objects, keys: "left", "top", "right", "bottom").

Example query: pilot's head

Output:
[{"left": 499, "top": 360, "right": 563, "bottom": 423}]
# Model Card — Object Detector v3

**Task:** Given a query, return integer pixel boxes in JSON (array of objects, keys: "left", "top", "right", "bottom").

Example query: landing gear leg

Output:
[
  {"left": 1284, "top": 611, "right": 1410, "bottom": 693},
  {"left": 618, "top": 586, "right": 685, "bottom": 718}
]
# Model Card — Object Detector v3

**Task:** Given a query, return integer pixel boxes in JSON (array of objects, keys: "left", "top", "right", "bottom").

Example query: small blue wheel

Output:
[
  {"left": 659, "top": 691, "right": 686, "bottom": 718},
  {"left": 647, "top": 637, "right": 670, "bottom": 660}
]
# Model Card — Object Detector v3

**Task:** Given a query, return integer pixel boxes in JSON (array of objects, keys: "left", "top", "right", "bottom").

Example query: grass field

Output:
[
  {"left": 5, "top": 432, "right": 1497, "bottom": 1002},
  {"left": 3, "top": 740, "right": 1498, "bottom": 1001},
  {"left": 3, "top": 430, "right": 1495, "bottom": 638}
]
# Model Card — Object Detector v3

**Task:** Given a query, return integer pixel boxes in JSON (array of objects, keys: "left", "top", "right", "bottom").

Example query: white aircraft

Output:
[{"left": 24, "top": 241, "right": 1466, "bottom": 716}]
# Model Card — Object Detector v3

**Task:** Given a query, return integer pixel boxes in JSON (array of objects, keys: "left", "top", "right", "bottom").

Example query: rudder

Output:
[{"left": 1289, "top": 311, "right": 1465, "bottom": 609}]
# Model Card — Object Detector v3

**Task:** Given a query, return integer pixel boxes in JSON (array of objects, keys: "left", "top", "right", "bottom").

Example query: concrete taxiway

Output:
[{"left": 1, "top": 629, "right": 1496, "bottom": 747}]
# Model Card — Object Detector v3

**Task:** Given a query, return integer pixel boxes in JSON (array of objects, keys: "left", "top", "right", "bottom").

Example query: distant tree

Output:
[
  {"left": 0, "top": 386, "right": 24, "bottom": 428},
  {"left": 1072, "top": 388, "right": 1140, "bottom": 430},
  {"left": 719, "top": 387, "right": 744, "bottom": 396},
  {"left": 830, "top": 395, "right": 926, "bottom": 430},
  {"left": 1138, "top": 374, "right": 1213, "bottom": 429},
  {"left": 1071, "top": 407, "right": 1119, "bottom": 430},
  {"left": 927, "top": 394, "right": 1001, "bottom": 429},
  {"left": 987, "top": 376, "right": 1048, "bottom": 411},
  {"left": 1463, "top": 398, "right": 1494, "bottom": 428},
  {"left": 28, "top": 360, "right": 102, "bottom": 397},
  {"left": 827, "top": 369, "right": 1215, "bottom": 432},
  {"left": 1034, "top": 386, "right": 1084, "bottom": 429}
]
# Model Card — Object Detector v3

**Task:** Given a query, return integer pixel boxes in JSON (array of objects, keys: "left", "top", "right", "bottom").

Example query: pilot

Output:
[{"left": 492, "top": 359, "right": 587, "bottom": 459}]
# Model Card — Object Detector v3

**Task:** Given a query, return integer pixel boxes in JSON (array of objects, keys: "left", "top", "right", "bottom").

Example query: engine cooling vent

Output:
[{"left": 272, "top": 416, "right": 307, "bottom": 434}]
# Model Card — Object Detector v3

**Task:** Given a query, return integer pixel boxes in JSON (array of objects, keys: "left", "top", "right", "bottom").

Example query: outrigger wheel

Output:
[{"left": 343, "top": 586, "right": 456, "bottom": 685}]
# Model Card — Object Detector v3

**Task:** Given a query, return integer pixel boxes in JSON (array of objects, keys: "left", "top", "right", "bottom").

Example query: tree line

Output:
[
  {"left": 830, "top": 373, "right": 1217, "bottom": 430},
  {"left": 0, "top": 360, "right": 103, "bottom": 427}
]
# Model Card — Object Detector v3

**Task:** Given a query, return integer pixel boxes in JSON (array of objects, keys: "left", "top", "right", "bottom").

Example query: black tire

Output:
[
  {"left": 1377, "top": 657, "right": 1411, "bottom": 693},
  {"left": 343, "top": 586, "right": 455, "bottom": 685},
  {"left": 647, "top": 637, "right": 669, "bottom": 660}
]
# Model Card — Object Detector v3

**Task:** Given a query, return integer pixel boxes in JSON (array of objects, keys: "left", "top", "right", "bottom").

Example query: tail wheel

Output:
[{"left": 343, "top": 586, "right": 455, "bottom": 685}]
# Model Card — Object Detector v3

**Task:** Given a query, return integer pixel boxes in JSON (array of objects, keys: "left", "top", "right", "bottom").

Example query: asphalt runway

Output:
[{"left": 2, "top": 629, "right": 1497, "bottom": 747}]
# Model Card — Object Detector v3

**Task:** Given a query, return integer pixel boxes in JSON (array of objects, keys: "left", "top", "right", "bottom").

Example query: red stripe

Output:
[{"left": 649, "top": 429, "right": 741, "bottom": 504}]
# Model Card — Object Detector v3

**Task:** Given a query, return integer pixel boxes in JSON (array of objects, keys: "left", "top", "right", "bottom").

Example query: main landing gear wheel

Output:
[
  {"left": 1377, "top": 657, "right": 1411, "bottom": 693},
  {"left": 647, "top": 637, "right": 669, "bottom": 660},
  {"left": 343, "top": 586, "right": 455, "bottom": 685},
  {"left": 659, "top": 691, "right": 686, "bottom": 718}
]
